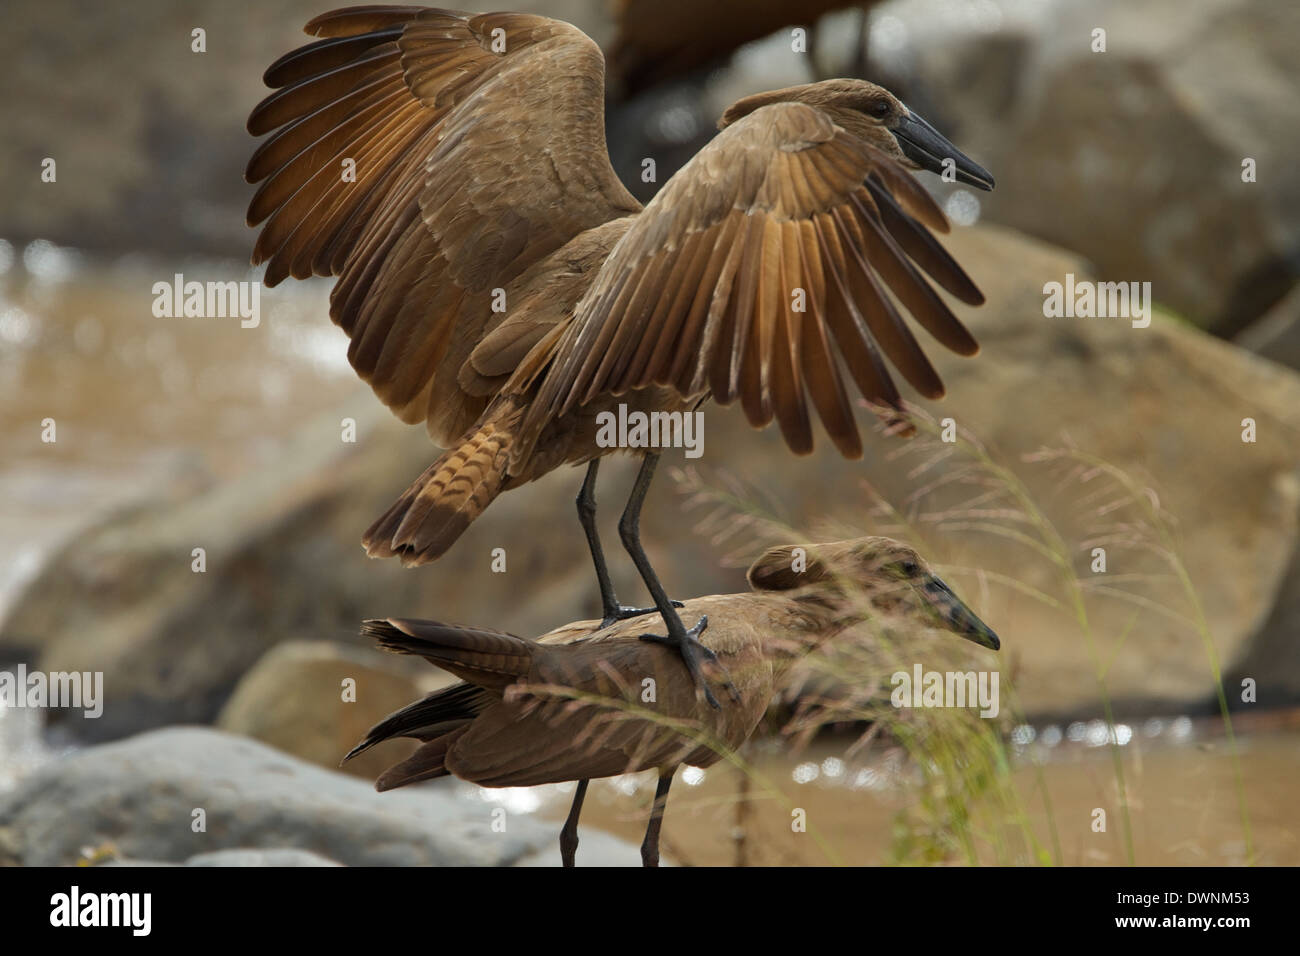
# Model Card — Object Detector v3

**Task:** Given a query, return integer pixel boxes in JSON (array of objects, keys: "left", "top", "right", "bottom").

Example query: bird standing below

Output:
[
  {"left": 246, "top": 7, "right": 996, "bottom": 708},
  {"left": 346, "top": 536, "right": 1000, "bottom": 866}
]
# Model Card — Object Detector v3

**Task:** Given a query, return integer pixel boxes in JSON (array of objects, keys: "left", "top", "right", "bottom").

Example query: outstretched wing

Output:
[
  {"left": 246, "top": 6, "right": 640, "bottom": 444},
  {"left": 522, "top": 101, "right": 984, "bottom": 460}
]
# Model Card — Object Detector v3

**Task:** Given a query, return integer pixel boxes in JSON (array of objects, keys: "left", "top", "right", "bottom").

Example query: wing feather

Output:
[
  {"left": 518, "top": 101, "right": 982, "bottom": 462},
  {"left": 246, "top": 7, "right": 640, "bottom": 445}
]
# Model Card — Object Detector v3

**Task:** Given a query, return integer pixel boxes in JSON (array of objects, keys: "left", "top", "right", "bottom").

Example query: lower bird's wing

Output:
[
  {"left": 356, "top": 609, "right": 771, "bottom": 787},
  {"left": 521, "top": 100, "right": 984, "bottom": 461},
  {"left": 448, "top": 635, "right": 762, "bottom": 786},
  {"left": 246, "top": 7, "right": 640, "bottom": 444}
]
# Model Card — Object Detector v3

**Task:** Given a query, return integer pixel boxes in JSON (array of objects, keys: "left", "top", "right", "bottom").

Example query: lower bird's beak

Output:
[
  {"left": 920, "top": 575, "right": 1000, "bottom": 650},
  {"left": 892, "top": 108, "right": 995, "bottom": 191}
]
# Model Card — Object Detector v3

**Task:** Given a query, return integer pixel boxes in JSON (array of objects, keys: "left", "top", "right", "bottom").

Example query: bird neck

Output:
[{"left": 756, "top": 589, "right": 857, "bottom": 669}]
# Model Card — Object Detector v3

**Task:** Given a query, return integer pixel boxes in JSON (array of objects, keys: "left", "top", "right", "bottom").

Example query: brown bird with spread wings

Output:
[
  {"left": 346, "top": 536, "right": 1001, "bottom": 866},
  {"left": 246, "top": 6, "right": 995, "bottom": 707}
]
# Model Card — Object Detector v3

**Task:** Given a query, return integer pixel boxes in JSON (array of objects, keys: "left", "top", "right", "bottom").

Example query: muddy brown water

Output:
[
  {"left": 519, "top": 718, "right": 1298, "bottom": 866},
  {"left": 1, "top": 245, "right": 1296, "bottom": 865}
]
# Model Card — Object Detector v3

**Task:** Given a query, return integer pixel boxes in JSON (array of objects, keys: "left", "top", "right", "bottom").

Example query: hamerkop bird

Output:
[
  {"left": 246, "top": 6, "right": 995, "bottom": 706},
  {"left": 346, "top": 536, "right": 1000, "bottom": 866}
]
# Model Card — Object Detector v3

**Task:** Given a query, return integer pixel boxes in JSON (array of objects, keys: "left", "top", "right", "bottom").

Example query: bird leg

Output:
[
  {"left": 559, "top": 779, "right": 588, "bottom": 867},
  {"left": 618, "top": 452, "right": 739, "bottom": 709},
  {"left": 640, "top": 769, "right": 675, "bottom": 867},
  {"left": 576, "top": 459, "right": 682, "bottom": 629}
]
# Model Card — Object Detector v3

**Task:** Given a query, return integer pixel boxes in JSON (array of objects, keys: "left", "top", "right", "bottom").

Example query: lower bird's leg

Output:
[
  {"left": 640, "top": 769, "right": 675, "bottom": 867},
  {"left": 619, "top": 452, "right": 739, "bottom": 709},
  {"left": 576, "top": 459, "right": 681, "bottom": 629},
  {"left": 559, "top": 779, "right": 588, "bottom": 867}
]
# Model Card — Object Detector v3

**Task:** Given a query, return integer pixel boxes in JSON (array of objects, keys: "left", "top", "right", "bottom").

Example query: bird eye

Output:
[{"left": 868, "top": 100, "right": 892, "bottom": 119}]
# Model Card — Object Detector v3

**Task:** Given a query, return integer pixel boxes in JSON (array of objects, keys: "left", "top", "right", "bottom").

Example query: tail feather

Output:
[
  {"left": 353, "top": 617, "right": 537, "bottom": 791},
  {"left": 362, "top": 618, "right": 535, "bottom": 689},
  {"left": 375, "top": 726, "right": 471, "bottom": 792},
  {"left": 363, "top": 417, "right": 514, "bottom": 566},
  {"left": 344, "top": 682, "right": 489, "bottom": 762}
]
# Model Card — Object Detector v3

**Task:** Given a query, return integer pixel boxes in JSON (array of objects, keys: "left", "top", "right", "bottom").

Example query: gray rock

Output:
[
  {"left": 104, "top": 849, "right": 341, "bottom": 866},
  {"left": 0, "top": 727, "right": 642, "bottom": 867},
  {"left": 99, "top": 859, "right": 179, "bottom": 867},
  {"left": 184, "top": 848, "right": 342, "bottom": 867},
  {"left": 902, "top": 0, "right": 1300, "bottom": 334}
]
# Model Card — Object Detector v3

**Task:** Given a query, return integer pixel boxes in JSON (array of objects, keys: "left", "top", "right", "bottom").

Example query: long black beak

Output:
[
  {"left": 892, "top": 108, "right": 995, "bottom": 192},
  {"left": 920, "top": 575, "right": 1000, "bottom": 650}
]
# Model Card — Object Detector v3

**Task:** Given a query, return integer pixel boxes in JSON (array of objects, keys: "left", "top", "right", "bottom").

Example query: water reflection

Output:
[{"left": 22, "top": 239, "right": 79, "bottom": 284}]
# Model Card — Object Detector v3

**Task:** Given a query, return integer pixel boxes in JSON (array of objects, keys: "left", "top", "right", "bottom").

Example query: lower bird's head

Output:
[
  {"left": 720, "top": 78, "right": 995, "bottom": 192},
  {"left": 747, "top": 536, "right": 1000, "bottom": 650}
]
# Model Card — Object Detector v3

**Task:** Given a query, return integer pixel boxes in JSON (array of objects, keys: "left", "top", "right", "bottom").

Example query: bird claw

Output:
[
  {"left": 639, "top": 614, "right": 741, "bottom": 709},
  {"left": 601, "top": 600, "right": 684, "bottom": 629}
]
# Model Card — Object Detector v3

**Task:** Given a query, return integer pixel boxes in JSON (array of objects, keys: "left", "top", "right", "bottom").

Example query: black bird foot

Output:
[
  {"left": 639, "top": 614, "right": 740, "bottom": 710},
  {"left": 600, "top": 600, "right": 684, "bottom": 630}
]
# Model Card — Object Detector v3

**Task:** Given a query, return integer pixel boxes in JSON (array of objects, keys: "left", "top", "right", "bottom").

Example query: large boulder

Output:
[
  {"left": 0, "top": 727, "right": 643, "bottom": 867},
  {"left": 0, "top": 0, "right": 611, "bottom": 258},
  {"left": 897, "top": 0, "right": 1300, "bottom": 335},
  {"left": 707, "top": 223, "right": 1300, "bottom": 719}
]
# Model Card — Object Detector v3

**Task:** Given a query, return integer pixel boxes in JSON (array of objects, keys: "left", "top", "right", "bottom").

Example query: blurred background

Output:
[{"left": 1, "top": 0, "right": 1298, "bottom": 866}]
